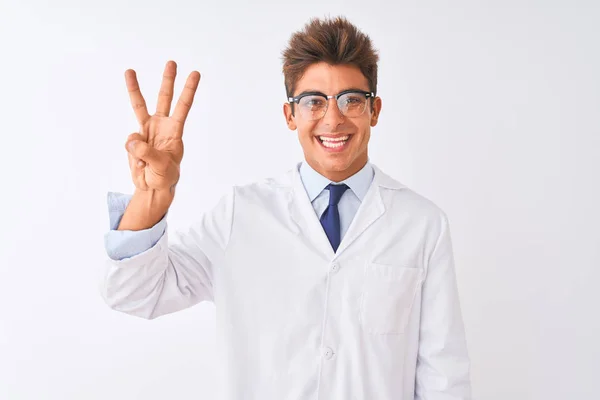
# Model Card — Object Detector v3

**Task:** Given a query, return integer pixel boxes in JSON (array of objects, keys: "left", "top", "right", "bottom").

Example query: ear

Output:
[
  {"left": 370, "top": 96, "right": 382, "bottom": 127},
  {"left": 283, "top": 102, "right": 297, "bottom": 130}
]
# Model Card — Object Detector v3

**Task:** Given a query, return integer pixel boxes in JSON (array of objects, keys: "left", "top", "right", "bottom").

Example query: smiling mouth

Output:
[{"left": 316, "top": 134, "right": 352, "bottom": 151}]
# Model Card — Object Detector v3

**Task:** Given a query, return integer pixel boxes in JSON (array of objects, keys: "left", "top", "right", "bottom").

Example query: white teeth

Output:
[
  {"left": 319, "top": 135, "right": 349, "bottom": 142},
  {"left": 322, "top": 140, "right": 346, "bottom": 148},
  {"left": 317, "top": 135, "right": 350, "bottom": 149}
]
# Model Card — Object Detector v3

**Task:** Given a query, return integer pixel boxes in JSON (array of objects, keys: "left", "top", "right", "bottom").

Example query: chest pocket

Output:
[{"left": 358, "top": 262, "right": 424, "bottom": 335}]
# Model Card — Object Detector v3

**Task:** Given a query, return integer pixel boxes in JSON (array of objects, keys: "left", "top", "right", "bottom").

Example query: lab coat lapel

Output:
[
  {"left": 336, "top": 164, "right": 407, "bottom": 257},
  {"left": 287, "top": 162, "right": 406, "bottom": 260},
  {"left": 288, "top": 164, "right": 336, "bottom": 260},
  {"left": 334, "top": 183, "right": 384, "bottom": 257}
]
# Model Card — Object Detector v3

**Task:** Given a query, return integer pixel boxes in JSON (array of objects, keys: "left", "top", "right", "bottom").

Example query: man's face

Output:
[{"left": 283, "top": 62, "right": 382, "bottom": 182}]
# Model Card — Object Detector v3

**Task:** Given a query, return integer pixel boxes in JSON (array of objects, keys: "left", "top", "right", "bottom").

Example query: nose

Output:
[{"left": 321, "top": 97, "right": 345, "bottom": 126}]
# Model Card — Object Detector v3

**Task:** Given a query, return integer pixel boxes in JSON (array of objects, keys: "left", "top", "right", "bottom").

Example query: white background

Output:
[{"left": 1, "top": 0, "right": 598, "bottom": 399}]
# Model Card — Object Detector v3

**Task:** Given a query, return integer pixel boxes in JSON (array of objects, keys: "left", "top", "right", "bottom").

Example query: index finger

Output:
[
  {"left": 125, "top": 69, "right": 150, "bottom": 125},
  {"left": 171, "top": 71, "right": 201, "bottom": 125}
]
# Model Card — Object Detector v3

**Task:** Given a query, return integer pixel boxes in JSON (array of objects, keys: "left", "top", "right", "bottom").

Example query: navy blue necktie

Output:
[{"left": 320, "top": 183, "right": 349, "bottom": 252}]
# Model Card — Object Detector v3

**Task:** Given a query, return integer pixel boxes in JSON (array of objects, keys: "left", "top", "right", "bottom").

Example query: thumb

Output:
[{"left": 126, "top": 139, "right": 163, "bottom": 165}]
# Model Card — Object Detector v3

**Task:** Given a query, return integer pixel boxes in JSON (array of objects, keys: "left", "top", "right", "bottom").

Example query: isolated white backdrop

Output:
[{"left": 0, "top": 0, "right": 598, "bottom": 399}]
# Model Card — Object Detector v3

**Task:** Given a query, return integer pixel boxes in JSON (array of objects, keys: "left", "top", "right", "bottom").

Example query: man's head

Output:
[{"left": 282, "top": 16, "right": 381, "bottom": 182}]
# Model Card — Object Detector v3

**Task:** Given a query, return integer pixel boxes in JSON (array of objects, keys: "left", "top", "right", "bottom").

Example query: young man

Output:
[{"left": 102, "top": 16, "right": 472, "bottom": 400}]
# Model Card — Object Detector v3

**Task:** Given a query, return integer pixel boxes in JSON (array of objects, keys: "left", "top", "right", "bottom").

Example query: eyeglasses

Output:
[{"left": 288, "top": 89, "right": 375, "bottom": 121}]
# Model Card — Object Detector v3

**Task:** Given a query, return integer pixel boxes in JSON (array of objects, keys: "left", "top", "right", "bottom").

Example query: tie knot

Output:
[{"left": 326, "top": 183, "right": 349, "bottom": 207}]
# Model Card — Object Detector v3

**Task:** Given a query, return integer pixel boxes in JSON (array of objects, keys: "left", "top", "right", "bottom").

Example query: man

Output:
[{"left": 102, "top": 16, "right": 472, "bottom": 400}]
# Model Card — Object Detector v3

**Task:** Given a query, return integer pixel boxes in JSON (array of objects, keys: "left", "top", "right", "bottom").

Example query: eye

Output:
[
  {"left": 301, "top": 96, "right": 326, "bottom": 108},
  {"left": 342, "top": 95, "right": 365, "bottom": 106}
]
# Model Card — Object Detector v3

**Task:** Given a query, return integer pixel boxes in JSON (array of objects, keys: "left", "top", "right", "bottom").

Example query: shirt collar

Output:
[{"left": 299, "top": 160, "right": 374, "bottom": 202}]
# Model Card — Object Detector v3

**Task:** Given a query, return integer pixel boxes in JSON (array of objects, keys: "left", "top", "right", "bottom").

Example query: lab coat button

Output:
[
  {"left": 322, "top": 346, "right": 335, "bottom": 359},
  {"left": 330, "top": 263, "right": 340, "bottom": 274}
]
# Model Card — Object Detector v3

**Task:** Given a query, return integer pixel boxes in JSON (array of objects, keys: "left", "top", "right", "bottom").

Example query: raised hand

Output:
[{"left": 124, "top": 60, "right": 200, "bottom": 194}]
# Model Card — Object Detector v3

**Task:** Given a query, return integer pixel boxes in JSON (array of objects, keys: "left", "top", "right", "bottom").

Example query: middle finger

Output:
[{"left": 156, "top": 60, "right": 177, "bottom": 117}]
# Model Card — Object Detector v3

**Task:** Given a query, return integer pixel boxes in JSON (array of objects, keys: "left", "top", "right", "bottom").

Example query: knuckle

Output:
[
  {"left": 158, "top": 89, "right": 173, "bottom": 97},
  {"left": 136, "top": 143, "right": 149, "bottom": 157},
  {"left": 178, "top": 98, "right": 192, "bottom": 108},
  {"left": 132, "top": 101, "right": 146, "bottom": 110}
]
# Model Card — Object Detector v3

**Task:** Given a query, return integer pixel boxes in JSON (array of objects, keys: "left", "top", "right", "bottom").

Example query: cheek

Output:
[
  {"left": 351, "top": 121, "right": 370, "bottom": 142},
  {"left": 298, "top": 121, "right": 317, "bottom": 141},
  {"left": 351, "top": 130, "right": 370, "bottom": 151}
]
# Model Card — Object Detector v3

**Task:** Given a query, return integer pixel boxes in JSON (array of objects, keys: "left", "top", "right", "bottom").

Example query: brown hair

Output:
[{"left": 281, "top": 16, "right": 380, "bottom": 103}]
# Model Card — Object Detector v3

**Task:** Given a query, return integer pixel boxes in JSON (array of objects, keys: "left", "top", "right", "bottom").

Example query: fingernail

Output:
[
  {"left": 137, "top": 160, "right": 145, "bottom": 168},
  {"left": 128, "top": 141, "right": 136, "bottom": 151}
]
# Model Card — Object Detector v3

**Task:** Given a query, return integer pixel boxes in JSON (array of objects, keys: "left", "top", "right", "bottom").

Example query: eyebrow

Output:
[{"left": 295, "top": 87, "right": 370, "bottom": 97}]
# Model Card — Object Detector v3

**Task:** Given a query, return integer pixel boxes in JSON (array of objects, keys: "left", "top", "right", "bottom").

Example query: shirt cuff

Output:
[{"left": 103, "top": 191, "right": 167, "bottom": 261}]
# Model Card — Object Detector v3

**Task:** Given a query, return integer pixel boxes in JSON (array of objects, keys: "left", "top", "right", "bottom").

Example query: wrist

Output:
[
  {"left": 134, "top": 188, "right": 174, "bottom": 217},
  {"left": 117, "top": 188, "right": 174, "bottom": 231}
]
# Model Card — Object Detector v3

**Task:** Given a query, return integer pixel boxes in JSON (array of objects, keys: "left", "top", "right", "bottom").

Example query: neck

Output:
[{"left": 306, "top": 154, "right": 368, "bottom": 182}]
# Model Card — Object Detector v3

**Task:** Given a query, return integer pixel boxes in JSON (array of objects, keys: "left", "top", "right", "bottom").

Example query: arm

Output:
[
  {"left": 100, "top": 60, "right": 207, "bottom": 319},
  {"left": 99, "top": 187, "right": 235, "bottom": 320},
  {"left": 415, "top": 212, "right": 472, "bottom": 399}
]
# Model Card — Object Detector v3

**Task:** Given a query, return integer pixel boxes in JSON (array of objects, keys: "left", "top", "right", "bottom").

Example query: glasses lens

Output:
[
  {"left": 295, "top": 92, "right": 370, "bottom": 120},
  {"left": 338, "top": 92, "right": 368, "bottom": 117},
  {"left": 298, "top": 95, "right": 327, "bottom": 120}
]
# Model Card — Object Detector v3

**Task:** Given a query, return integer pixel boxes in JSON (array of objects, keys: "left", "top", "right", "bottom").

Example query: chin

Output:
[{"left": 318, "top": 157, "right": 352, "bottom": 172}]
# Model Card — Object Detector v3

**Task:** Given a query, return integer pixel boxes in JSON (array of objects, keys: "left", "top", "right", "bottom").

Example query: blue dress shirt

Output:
[
  {"left": 104, "top": 161, "right": 375, "bottom": 260},
  {"left": 298, "top": 160, "right": 373, "bottom": 241}
]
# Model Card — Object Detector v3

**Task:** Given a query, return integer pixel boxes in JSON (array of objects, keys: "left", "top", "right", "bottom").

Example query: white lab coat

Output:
[{"left": 101, "top": 162, "right": 472, "bottom": 400}]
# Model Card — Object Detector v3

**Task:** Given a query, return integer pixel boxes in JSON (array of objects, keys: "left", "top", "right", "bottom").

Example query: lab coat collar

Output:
[{"left": 287, "top": 161, "right": 406, "bottom": 260}]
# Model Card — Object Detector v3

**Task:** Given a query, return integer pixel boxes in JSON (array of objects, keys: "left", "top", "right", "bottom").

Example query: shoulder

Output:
[
  {"left": 231, "top": 165, "right": 295, "bottom": 202},
  {"left": 374, "top": 164, "right": 449, "bottom": 225}
]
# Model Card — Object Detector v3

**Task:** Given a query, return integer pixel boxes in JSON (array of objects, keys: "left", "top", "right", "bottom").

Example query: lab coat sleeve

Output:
[
  {"left": 100, "top": 187, "right": 235, "bottom": 320},
  {"left": 415, "top": 212, "right": 472, "bottom": 399}
]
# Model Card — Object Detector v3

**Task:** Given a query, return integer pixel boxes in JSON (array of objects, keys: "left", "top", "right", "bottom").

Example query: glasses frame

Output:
[{"left": 288, "top": 89, "right": 375, "bottom": 120}]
